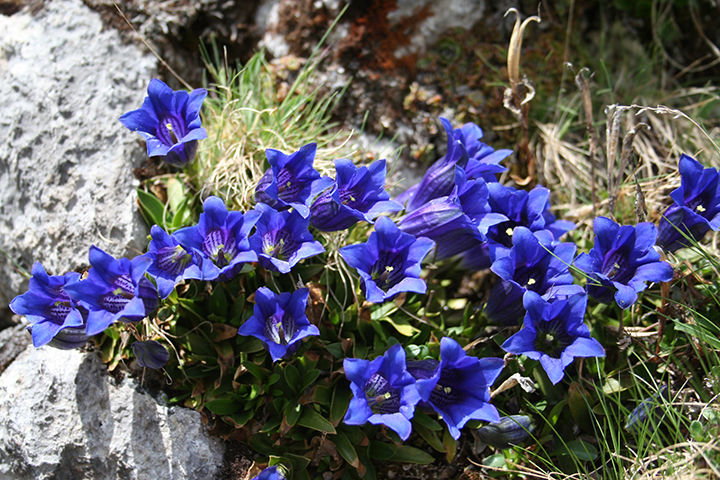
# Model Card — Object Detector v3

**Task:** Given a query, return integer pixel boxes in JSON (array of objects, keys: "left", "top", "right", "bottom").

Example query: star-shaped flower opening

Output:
[
  {"left": 340, "top": 217, "right": 434, "bottom": 303},
  {"left": 119, "top": 79, "right": 207, "bottom": 166},
  {"left": 502, "top": 291, "right": 604, "bottom": 384}
]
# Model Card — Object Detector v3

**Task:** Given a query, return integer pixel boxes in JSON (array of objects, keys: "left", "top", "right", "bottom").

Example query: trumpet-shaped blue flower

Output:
[
  {"left": 340, "top": 216, "right": 435, "bottom": 303},
  {"left": 9, "top": 263, "right": 87, "bottom": 347},
  {"left": 575, "top": 217, "right": 673, "bottom": 309},
  {"left": 411, "top": 338, "right": 503, "bottom": 439},
  {"left": 405, "top": 118, "right": 470, "bottom": 211},
  {"left": 487, "top": 183, "right": 574, "bottom": 248},
  {"left": 398, "top": 172, "right": 507, "bottom": 259},
  {"left": 657, "top": 154, "right": 720, "bottom": 251},
  {"left": 146, "top": 225, "right": 216, "bottom": 298},
  {"left": 476, "top": 415, "right": 534, "bottom": 448},
  {"left": 343, "top": 344, "right": 421, "bottom": 440},
  {"left": 131, "top": 340, "right": 170, "bottom": 369},
  {"left": 255, "top": 143, "right": 331, "bottom": 218},
  {"left": 657, "top": 205, "right": 711, "bottom": 253},
  {"left": 490, "top": 227, "right": 580, "bottom": 295},
  {"left": 402, "top": 118, "right": 512, "bottom": 211},
  {"left": 119, "top": 79, "right": 207, "bottom": 166},
  {"left": 63, "top": 246, "right": 158, "bottom": 336},
  {"left": 453, "top": 121, "right": 511, "bottom": 182},
  {"left": 237, "top": 287, "right": 319, "bottom": 362},
  {"left": 252, "top": 466, "right": 285, "bottom": 480},
  {"left": 486, "top": 227, "right": 582, "bottom": 325},
  {"left": 460, "top": 183, "right": 574, "bottom": 270},
  {"left": 502, "top": 291, "right": 604, "bottom": 384},
  {"left": 249, "top": 203, "right": 325, "bottom": 273},
  {"left": 310, "top": 159, "right": 403, "bottom": 231},
  {"left": 173, "top": 196, "right": 260, "bottom": 280}
]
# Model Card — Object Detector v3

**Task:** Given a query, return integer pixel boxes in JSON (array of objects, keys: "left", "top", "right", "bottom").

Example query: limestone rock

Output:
[
  {"left": 0, "top": 346, "right": 225, "bottom": 479},
  {"left": 0, "top": 322, "right": 31, "bottom": 374},
  {"left": 0, "top": 0, "right": 157, "bottom": 307}
]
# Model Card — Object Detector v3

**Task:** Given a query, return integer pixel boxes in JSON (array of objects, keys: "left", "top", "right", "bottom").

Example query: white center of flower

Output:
[
  {"left": 385, "top": 265, "right": 394, "bottom": 272},
  {"left": 527, "top": 278, "right": 536, "bottom": 286},
  {"left": 506, "top": 227, "right": 514, "bottom": 236},
  {"left": 697, "top": 205, "right": 706, "bottom": 212},
  {"left": 165, "top": 122, "right": 173, "bottom": 130}
]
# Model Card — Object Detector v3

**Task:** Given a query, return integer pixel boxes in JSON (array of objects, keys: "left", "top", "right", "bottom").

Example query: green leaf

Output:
[
  {"left": 205, "top": 397, "right": 240, "bottom": 416},
  {"left": 673, "top": 318, "right": 720, "bottom": 349},
  {"left": 136, "top": 189, "right": 166, "bottom": 227},
  {"left": 330, "top": 383, "right": 351, "bottom": 424},
  {"left": 297, "top": 407, "right": 336, "bottom": 434},
  {"left": 370, "top": 302, "right": 399, "bottom": 321},
  {"left": 284, "top": 364, "right": 301, "bottom": 392},
  {"left": 482, "top": 453, "right": 506, "bottom": 468},
  {"left": 414, "top": 424, "right": 444, "bottom": 453},
  {"left": 690, "top": 420, "right": 705, "bottom": 441},
  {"left": 562, "top": 439, "right": 598, "bottom": 461},
  {"left": 301, "top": 368, "right": 321, "bottom": 391},
  {"left": 333, "top": 432, "right": 360, "bottom": 469},
  {"left": 377, "top": 315, "right": 420, "bottom": 337},
  {"left": 165, "top": 177, "right": 187, "bottom": 212},
  {"left": 369, "top": 443, "right": 434, "bottom": 465},
  {"left": 413, "top": 412, "right": 443, "bottom": 431},
  {"left": 285, "top": 402, "right": 302, "bottom": 427},
  {"left": 443, "top": 427, "right": 457, "bottom": 463}
]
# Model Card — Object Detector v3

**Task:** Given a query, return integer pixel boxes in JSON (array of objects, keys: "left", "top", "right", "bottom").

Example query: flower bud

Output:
[
  {"left": 43, "top": 326, "right": 90, "bottom": 350},
  {"left": 132, "top": 340, "right": 170, "bottom": 369},
  {"left": 476, "top": 415, "right": 534, "bottom": 448}
]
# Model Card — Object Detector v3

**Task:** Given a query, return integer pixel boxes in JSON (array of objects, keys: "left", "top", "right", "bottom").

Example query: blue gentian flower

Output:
[
  {"left": 310, "top": 159, "right": 403, "bottom": 231},
  {"left": 486, "top": 183, "right": 574, "bottom": 248},
  {"left": 405, "top": 118, "right": 469, "bottom": 211},
  {"left": 398, "top": 172, "right": 507, "bottom": 259},
  {"left": 486, "top": 227, "right": 582, "bottom": 325},
  {"left": 173, "top": 196, "right": 261, "bottom": 280},
  {"left": 119, "top": 79, "right": 207, "bottom": 166},
  {"left": 411, "top": 338, "right": 503, "bottom": 440},
  {"left": 63, "top": 246, "right": 158, "bottom": 336},
  {"left": 9, "top": 263, "right": 87, "bottom": 347},
  {"left": 657, "top": 154, "right": 720, "bottom": 251},
  {"left": 490, "top": 227, "right": 581, "bottom": 295},
  {"left": 340, "top": 216, "right": 435, "bottom": 303},
  {"left": 131, "top": 340, "right": 170, "bottom": 369},
  {"left": 476, "top": 415, "right": 534, "bottom": 448},
  {"left": 657, "top": 205, "right": 711, "bottom": 252},
  {"left": 252, "top": 466, "right": 285, "bottom": 480},
  {"left": 502, "top": 291, "right": 604, "bottom": 384},
  {"left": 255, "top": 143, "right": 332, "bottom": 218},
  {"left": 343, "top": 343, "right": 421, "bottom": 440},
  {"left": 237, "top": 287, "right": 319, "bottom": 362},
  {"left": 452, "top": 121, "right": 511, "bottom": 182},
  {"left": 460, "top": 183, "right": 574, "bottom": 270},
  {"left": 249, "top": 203, "right": 325, "bottom": 274},
  {"left": 575, "top": 217, "right": 674, "bottom": 309},
  {"left": 146, "top": 225, "right": 216, "bottom": 298},
  {"left": 624, "top": 385, "right": 669, "bottom": 432}
]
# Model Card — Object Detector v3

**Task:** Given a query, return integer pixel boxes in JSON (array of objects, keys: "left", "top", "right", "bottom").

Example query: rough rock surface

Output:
[
  {"left": 0, "top": 321, "right": 30, "bottom": 374},
  {"left": 0, "top": 0, "right": 156, "bottom": 307},
  {"left": 0, "top": 346, "right": 225, "bottom": 479}
]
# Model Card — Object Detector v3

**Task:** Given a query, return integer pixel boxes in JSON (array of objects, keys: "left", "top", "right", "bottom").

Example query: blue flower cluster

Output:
[
  {"left": 10, "top": 78, "right": 706, "bottom": 453},
  {"left": 344, "top": 338, "right": 503, "bottom": 440}
]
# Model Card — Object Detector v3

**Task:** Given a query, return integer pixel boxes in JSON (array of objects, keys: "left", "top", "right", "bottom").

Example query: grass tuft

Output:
[{"left": 188, "top": 49, "right": 357, "bottom": 212}]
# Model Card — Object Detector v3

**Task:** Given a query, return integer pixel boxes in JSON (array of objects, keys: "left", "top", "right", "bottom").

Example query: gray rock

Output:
[
  {"left": 257, "top": 0, "right": 487, "bottom": 60},
  {"left": 0, "top": 0, "right": 157, "bottom": 306},
  {"left": 0, "top": 346, "right": 225, "bottom": 479},
  {"left": 0, "top": 321, "right": 31, "bottom": 374},
  {"left": 388, "top": 0, "right": 487, "bottom": 58}
]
